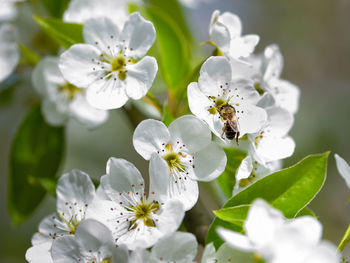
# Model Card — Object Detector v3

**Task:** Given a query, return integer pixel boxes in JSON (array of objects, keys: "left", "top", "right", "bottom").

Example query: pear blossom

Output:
[
  {"left": 130, "top": 232, "right": 198, "bottom": 263},
  {"left": 247, "top": 96, "right": 295, "bottom": 165},
  {"left": 233, "top": 155, "right": 281, "bottom": 195},
  {"left": 32, "top": 56, "right": 108, "bottom": 128},
  {"left": 201, "top": 242, "right": 254, "bottom": 263},
  {"left": 0, "top": 0, "right": 23, "bottom": 22},
  {"left": 86, "top": 158, "right": 185, "bottom": 250},
  {"left": 209, "top": 10, "right": 259, "bottom": 60},
  {"left": 51, "top": 219, "right": 128, "bottom": 263},
  {"left": 188, "top": 56, "right": 267, "bottom": 142},
  {"left": 0, "top": 23, "right": 19, "bottom": 83},
  {"left": 334, "top": 154, "right": 350, "bottom": 189},
  {"left": 59, "top": 13, "right": 158, "bottom": 110},
  {"left": 26, "top": 170, "right": 96, "bottom": 262},
  {"left": 217, "top": 199, "right": 340, "bottom": 263},
  {"left": 133, "top": 115, "right": 227, "bottom": 210},
  {"left": 63, "top": 0, "right": 128, "bottom": 26},
  {"left": 240, "top": 44, "right": 300, "bottom": 114}
]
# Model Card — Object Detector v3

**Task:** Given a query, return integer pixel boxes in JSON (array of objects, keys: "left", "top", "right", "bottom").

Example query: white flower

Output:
[
  {"left": 201, "top": 242, "right": 254, "bottom": 263},
  {"left": 233, "top": 155, "right": 281, "bottom": 195},
  {"left": 63, "top": 0, "right": 128, "bottom": 26},
  {"left": 248, "top": 99, "right": 295, "bottom": 165},
  {"left": 26, "top": 169, "right": 96, "bottom": 260},
  {"left": 188, "top": 56, "right": 267, "bottom": 142},
  {"left": 25, "top": 242, "right": 53, "bottom": 263},
  {"left": 217, "top": 199, "right": 340, "bottom": 263},
  {"left": 133, "top": 116, "right": 227, "bottom": 210},
  {"left": 51, "top": 219, "right": 128, "bottom": 263},
  {"left": 0, "top": 0, "right": 23, "bottom": 22},
  {"left": 0, "top": 23, "right": 19, "bottom": 83},
  {"left": 241, "top": 44, "right": 300, "bottom": 114},
  {"left": 334, "top": 154, "right": 350, "bottom": 189},
  {"left": 59, "top": 13, "right": 158, "bottom": 110},
  {"left": 86, "top": 158, "right": 185, "bottom": 250},
  {"left": 209, "top": 10, "right": 259, "bottom": 60},
  {"left": 130, "top": 231, "right": 198, "bottom": 263},
  {"left": 32, "top": 56, "right": 108, "bottom": 128}
]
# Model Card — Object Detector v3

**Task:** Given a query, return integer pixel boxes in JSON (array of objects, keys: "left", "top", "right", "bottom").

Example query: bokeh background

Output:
[{"left": 1, "top": 0, "right": 350, "bottom": 261}]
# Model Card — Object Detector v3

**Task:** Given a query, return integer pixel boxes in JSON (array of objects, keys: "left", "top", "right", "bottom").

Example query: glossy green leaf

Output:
[
  {"left": 216, "top": 147, "right": 247, "bottom": 198},
  {"left": 39, "top": 0, "right": 70, "bottom": 18},
  {"left": 34, "top": 16, "right": 83, "bottom": 49},
  {"left": 296, "top": 207, "right": 316, "bottom": 218},
  {"left": 8, "top": 105, "right": 65, "bottom": 225},
  {"left": 144, "top": 0, "right": 192, "bottom": 43},
  {"left": 146, "top": 6, "right": 190, "bottom": 89},
  {"left": 206, "top": 152, "right": 329, "bottom": 249}
]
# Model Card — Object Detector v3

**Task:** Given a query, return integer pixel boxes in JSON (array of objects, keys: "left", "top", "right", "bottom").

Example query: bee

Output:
[{"left": 218, "top": 104, "right": 240, "bottom": 144}]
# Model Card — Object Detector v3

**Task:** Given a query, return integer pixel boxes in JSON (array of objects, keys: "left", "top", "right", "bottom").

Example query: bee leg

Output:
[
  {"left": 235, "top": 132, "right": 240, "bottom": 145},
  {"left": 221, "top": 127, "right": 225, "bottom": 139}
]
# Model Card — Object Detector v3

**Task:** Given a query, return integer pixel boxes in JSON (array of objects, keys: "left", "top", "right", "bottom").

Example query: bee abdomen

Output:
[{"left": 225, "top": 129, "right": 236, "bottom": 140}]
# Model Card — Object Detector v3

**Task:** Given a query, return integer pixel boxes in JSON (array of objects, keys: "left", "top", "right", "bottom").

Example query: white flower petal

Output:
[
  {"left": 217, "top": 12, "right": 242, "bottom": 39},
  {"left": 83, "top": 17, "right": 121, "bottom": 52},
  {"left": 285, "top": 216, "right": 322, "bottom": 245},
  {"left": 263, "top": 44, "right": 284, "bottom": 81},
  {"left": 149, "top": 154, "right": 199, "bottom": 211},
  {"left": 303, "top": 242, "right": 340, "bottom": 263},
  {"left": 229, "top": 78, "right": 261, "bottom": 105},
  {"left": 129, "top": 249, "right": 150, "bottom": 263},
  {"left": 198, "top": 56, "right": 232, "bottom": 96},
  {"left": 265, "top": 106, "right": 294, "bottom": 137},
  {"left": 121, "top": 12, "right": 156, "bottom": 59},
  {"left": 245, "top": 199, "right": 284, "bottom": 248},
  {"left": 268, "top": 78, "right": 300, "bottom": 114},
  {"left": 26, "top": 241, "right": 53, "bottom": 263},
  {"left": 192, "top": 142, "right": 227, "bottom": 182},
  {"left": 216, "top": 242, "right": 254, "bottom": 263},
  {"left": 209, "top": 10, "right": 231, "bottom": 53},
  {"left": 217, "top": 228, "right": 255, "bottom": 251},
  {"left": 201, "top": 243, "right": 216, "bottom": 263},
  {"left": 133, "top": 119, "right": 170, "bottom": 160},
  {"left": 51, "top": 235, "right": 81, "bottom": 263},
  {"left": 253, "top": 136, "right": 295, "bottom": 164},
  {"left": 59, "top": 43, "right": 101, "bottom": 88},
  {"left": 168, "top": 115, "right": 211, "bottom": 153},
  {"left": 69, "top": 94, "right": 109, "bottom": 129},
  {"left": 151, "top": 232, "right": 198, "bottom": 262},
  {"left": 236, "top": 104, "right": 267, "bottom": 136},
  {"left": 56, "top": 169, "right": 95, "bottom": 216},
  {"left": 63, "top": 0, "right": 128, "bottom": 25},
  {"left": 335, "top": 154, "right": 350, "bottom": 189},
  {"left": 187, "top": 82, "right": 213, "bottom": 123},
  {"left": 0, "top": 24, "right": 19, "bottom": 82},
  {"left": 41, "top": 100, "right": 67, "bottom": 126},
  {"left": 235, "top": 156, "right": 253, "bottom": 181},
  {"left": 74, "top": 219, "right": 114, "bottom": 252},
  {"left": 86, "top": 77, "right": 129, "bottom": 109},
  {"left": 125, "top": 56, "right": 157, "bottom": 100},
  {"left": 101, "top": 157, "right": 144, "bottom": 202}
]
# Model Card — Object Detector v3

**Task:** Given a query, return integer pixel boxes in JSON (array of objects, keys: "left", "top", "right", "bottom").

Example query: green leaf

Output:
[
  {"left": 0, "top": 74, "right": 19, "bottom": 105},
  {"left": 18, "top": 43, "right": 40, "bottom": 66},
  {"left": 296, "top": 207, "right": 316, "bottom": 218},
  {"left": 216, "top": 147, "right": 247, "bottom": 198},
  {"left": 39, "top": 0, "right": 70, "bottom": 18},
  {"left": 145, "top": 6, "right": 190, "bottom": 89},
  {"left": 162, "top": 103, "right": 175, "bottom": 126},
  {"left": 34, "top": 15, "right": 83, "bottom": 49},
  {"left": 144, "top": 0, "right": 192, "bottom": 43},
  {"left": 8, "top": 105, "right": 65, "bottom": 225},
  {"left": 213, "top": 205, "right": 249, "bottom": 228},
  {"left": 206, "top": 152, "right": 329, "bottom": 249}
]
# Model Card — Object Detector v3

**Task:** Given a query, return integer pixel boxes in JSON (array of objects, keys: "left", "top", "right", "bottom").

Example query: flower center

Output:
[
  {"left": 130, "top": 200, "right": 160, "bottom": 227},
  {"left": 58, "top": 212, "right": 80, "bottom": 235},
  {"left": 100, "top": 258, "right": 111, "bottom": 263},
  {"left": 111, "top": 56, "right": 127, "bottom": 81},
  {"left": 163, "top": 152, "right": 184, "bottom": 171},
  {"left": 59, "top": 82, "right": 83, "bottom": 100},
  {"left": 208, "top": 96, "right": 228, "bottom": 115}
]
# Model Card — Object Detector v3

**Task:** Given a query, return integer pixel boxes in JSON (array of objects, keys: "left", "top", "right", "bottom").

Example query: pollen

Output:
[
  {"left": 59, "top": 82, "right": 83, "bottom": 100},
  {"left": 163, "top": 152, "right": 184, "bottom": 172},
  {"left": 130, "top": 201, "right": 160, "bottom": 227}
]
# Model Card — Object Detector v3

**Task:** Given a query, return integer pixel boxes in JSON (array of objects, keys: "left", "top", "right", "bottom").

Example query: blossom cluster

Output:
[{"left": 6, "top": 0, "right": 341, "bottom": 262}]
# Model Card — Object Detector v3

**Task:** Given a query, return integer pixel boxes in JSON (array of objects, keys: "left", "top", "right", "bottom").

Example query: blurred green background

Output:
[{"left": 1, "top": 0, "right": 350, "bottom": 261}]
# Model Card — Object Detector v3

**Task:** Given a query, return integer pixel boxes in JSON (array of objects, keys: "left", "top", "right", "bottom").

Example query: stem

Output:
[
  {"left": 142, "top": 92, "right": 162, "bottom": 114},
  {"left": 338, "top": 224, "right": 350, "bottom": 252}
]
